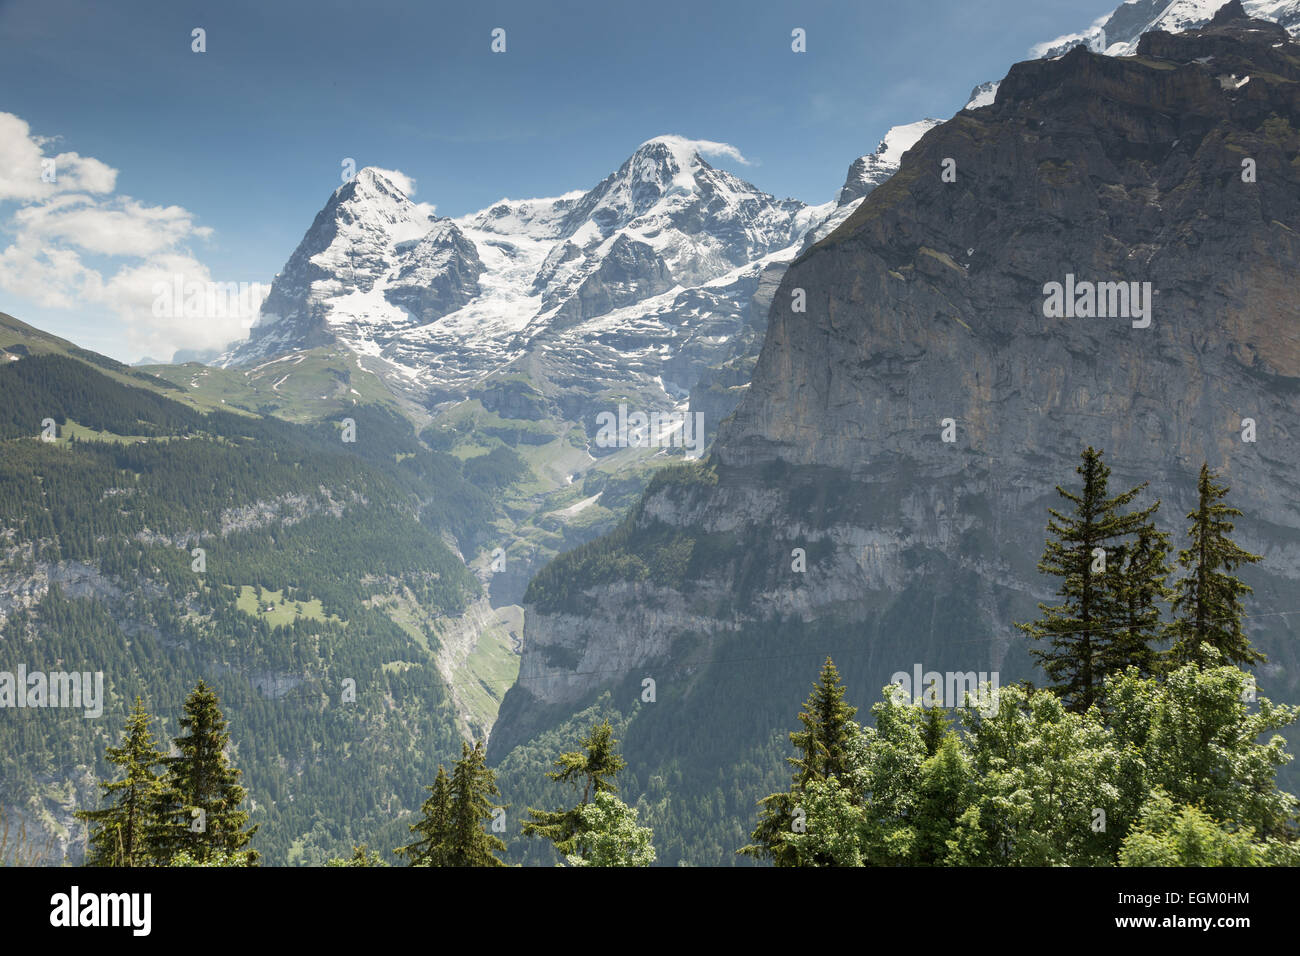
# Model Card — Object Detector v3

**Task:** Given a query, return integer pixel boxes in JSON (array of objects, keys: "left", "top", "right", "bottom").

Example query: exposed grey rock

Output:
[
  {"left": 551, "top": 234, "right": 675, "bottom": 328},
  {"left": 498, "top": 11, "right": 1300, "bottom": 750},
  {"left": 383, "top": 220, "right": 484, "bottom": 323}
]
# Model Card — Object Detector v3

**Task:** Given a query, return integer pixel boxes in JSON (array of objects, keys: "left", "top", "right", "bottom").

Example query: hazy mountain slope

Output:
[{"left": 0, "top": 340, "right": 520, "bottom": 864}]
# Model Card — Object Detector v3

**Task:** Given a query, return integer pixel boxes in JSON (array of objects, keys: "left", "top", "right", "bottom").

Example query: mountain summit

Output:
[{"left": 220, "top": 132, "right": 920, "bottom": 434}]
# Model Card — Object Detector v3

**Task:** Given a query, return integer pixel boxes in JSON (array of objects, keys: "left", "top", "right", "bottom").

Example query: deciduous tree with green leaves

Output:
[
  {"left": 326, "top": 844, "right": 389, "bottom": 867},
  {"left": 564, "top": 791, "right": 656, "bottom": 867},
  {"left": 1106, "top": 653, "right": 1297, "bottom": 839},
  {"left": 954, "top": 684, "right": 1121, "bottom": 865},
  {"left": 1118, "top": 788, "right": 1265, "bottom": 866}
]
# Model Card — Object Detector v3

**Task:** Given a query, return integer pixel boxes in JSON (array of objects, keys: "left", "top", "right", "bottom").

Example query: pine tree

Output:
[
  {"left": 1103, "top": 522, "right": 1174, "bottom": 679},
  {"left": 147, "top": 680, "right": 259, "bottom": 865},
  {"left": 395, "top": 764, "right": 452, "bottom": 866},
  {"left": 446, "top": 741, "right": 507, "bottom": 867},
  {"left": 1169, "top": 464, "right": 1264, "bottom": 667},
  {"left": 74, "top": 696, "right": 166, "bottom": 866},
  {"left": 1018, "top": 447, "right": 1157, "bottom": 711},
  {"left": 740, "top": 657, "right": 860, "bottom": 865},
  {"left": 523, "top": 720, "right": 626, "bottom": 858},
  {"left": 789, "top": 657, "right": 858, "bottom": 785}
]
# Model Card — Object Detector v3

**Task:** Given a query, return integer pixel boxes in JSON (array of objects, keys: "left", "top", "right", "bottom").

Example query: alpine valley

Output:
[
  {"left": 0, "top": 93, "right": 939, "bottom": 865},
  {"left": 3, "top": 0, "right": 1299, "bottom": 866}
]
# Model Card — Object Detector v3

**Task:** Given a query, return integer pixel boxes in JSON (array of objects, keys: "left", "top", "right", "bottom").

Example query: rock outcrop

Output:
[{"left": 494, "top": 10, "right": 1300, "bottom": 770}]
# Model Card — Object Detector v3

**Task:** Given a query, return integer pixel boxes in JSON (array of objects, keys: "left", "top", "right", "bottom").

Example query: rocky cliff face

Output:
[{"left": 493, "top": 8, "right": 1300, "bottom": 762}]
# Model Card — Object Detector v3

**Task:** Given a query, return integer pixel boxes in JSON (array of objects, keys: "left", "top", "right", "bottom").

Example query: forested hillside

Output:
[{"left": 0, "top": 350, "right": 500, "bottom": 863}]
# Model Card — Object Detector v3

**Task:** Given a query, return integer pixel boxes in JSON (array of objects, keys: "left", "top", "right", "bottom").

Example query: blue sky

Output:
[{"left": 0, "top": 0, "right": 1107, "bottom": 361}]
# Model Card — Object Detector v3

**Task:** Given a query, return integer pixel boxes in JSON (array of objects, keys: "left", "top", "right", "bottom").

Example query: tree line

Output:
[
  {"left": 742, "top": 448, "right": 1299, "bottom": 865},
  {"left": 68, "top": 447, "right": 1298, "bottom": 866},
  {"left": 74, "top": 694, "right": 656, "bottom": 867}
]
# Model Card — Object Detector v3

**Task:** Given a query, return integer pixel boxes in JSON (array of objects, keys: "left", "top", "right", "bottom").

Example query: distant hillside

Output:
[{"left": 0, "top": 343, "right": 511, "bottom": 864}]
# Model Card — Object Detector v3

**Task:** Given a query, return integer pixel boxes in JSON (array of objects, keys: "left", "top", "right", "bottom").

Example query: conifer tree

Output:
[
  {"left": 1018, "top": 447, "right": 1157, "bottom": 711},
  {"left": 446, "top": 741, "right": 506, "bottom": 867},
  {"left": 147, "top": 680, "right": 258, "bottom": 865},
  {"left": 912, "top": 732, "right": 974, "bottom": 865},
  {"left": 741, "top": 657, "right": 860, "bottom": 864},
  {"left": 75, "top": 696, "right": 166, "bottom": 866},
  {"left": 395, "top": 764, "right": 453, "bottom": 866},
  {"left": 1169, "top": 464, "right": 1264, "bottom": 667},
  {"left": 788, "top": 657, "right": 858, "bottom": 785},
  {"left": 1102, "top": 522, "right": 1174, "bottom": 679},
  {"left": 523, "top": 720, "right": 626, "bottom": 858}
]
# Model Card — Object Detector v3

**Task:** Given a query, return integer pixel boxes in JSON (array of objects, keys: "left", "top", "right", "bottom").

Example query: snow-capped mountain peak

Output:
[
  {"left": 781, "top": 119, "right": 945, "bottom": 251},
  {"left": 340, "top": 165, "right": 406, "bottom": 200},
  {"left": 1033, "top": 0, "right": 1300, "bottom": 59},
  {"left": 837, "top": 119, "right": 942, "bottom": 206},
  {"left": 220, "top": 134, "right": 898, "bottom": 408}
]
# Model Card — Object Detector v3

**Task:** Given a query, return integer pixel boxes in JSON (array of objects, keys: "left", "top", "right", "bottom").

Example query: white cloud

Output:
[
  {"left": 688, "top": 139, "right": 752, "bottom": 166},
  {"left": 0, "top": 233, "right": 100, "bottom": 309},
  {"left": 0, "top": 112, "right": 117, "bottom": 201},
  {"left": 101, "top": 255, "right": 269, "bottom": 357},
  {"left": 641, "top": 135, "right": 753, "bottom": 166},
  {"left": 13, "top": 195, "right": 211, "bottom": 257},
  {"left": 0, "top": 111, "right": 253, "bottom": 359}
]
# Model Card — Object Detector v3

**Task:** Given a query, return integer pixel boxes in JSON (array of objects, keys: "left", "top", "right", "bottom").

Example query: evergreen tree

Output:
[
  {"left": 74, "top": 696, "right": 166, "bottom": 866},
  {"left": 147, "top": 680, "right": 258, "bottom": 865},
  {"left": 446, "top": 741, "right": 506, "bottom": 867},
  {"left": 741, "top": 658, "right": 860, "bottom": 865},
  {"left": 1103, "top": 522, "right": 1174, "bottom": 679},
  {"left": 1018, "top": 447, "right": 1157, "bottom": 711},
  {"left": 395, "top": 764, "right": 452, "bottom": 866},
  {"left": 789, "top": 657, "right": 858, "bottom": 785},
  {"left": 912, "top": 732, "right": 975, "bottom": 865},
  {"left": 523, "top": 720, "right": 626, "bottom": 858},
  {"left": 1169, "top": 464, "right": 1263, "bottom": 667}
]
